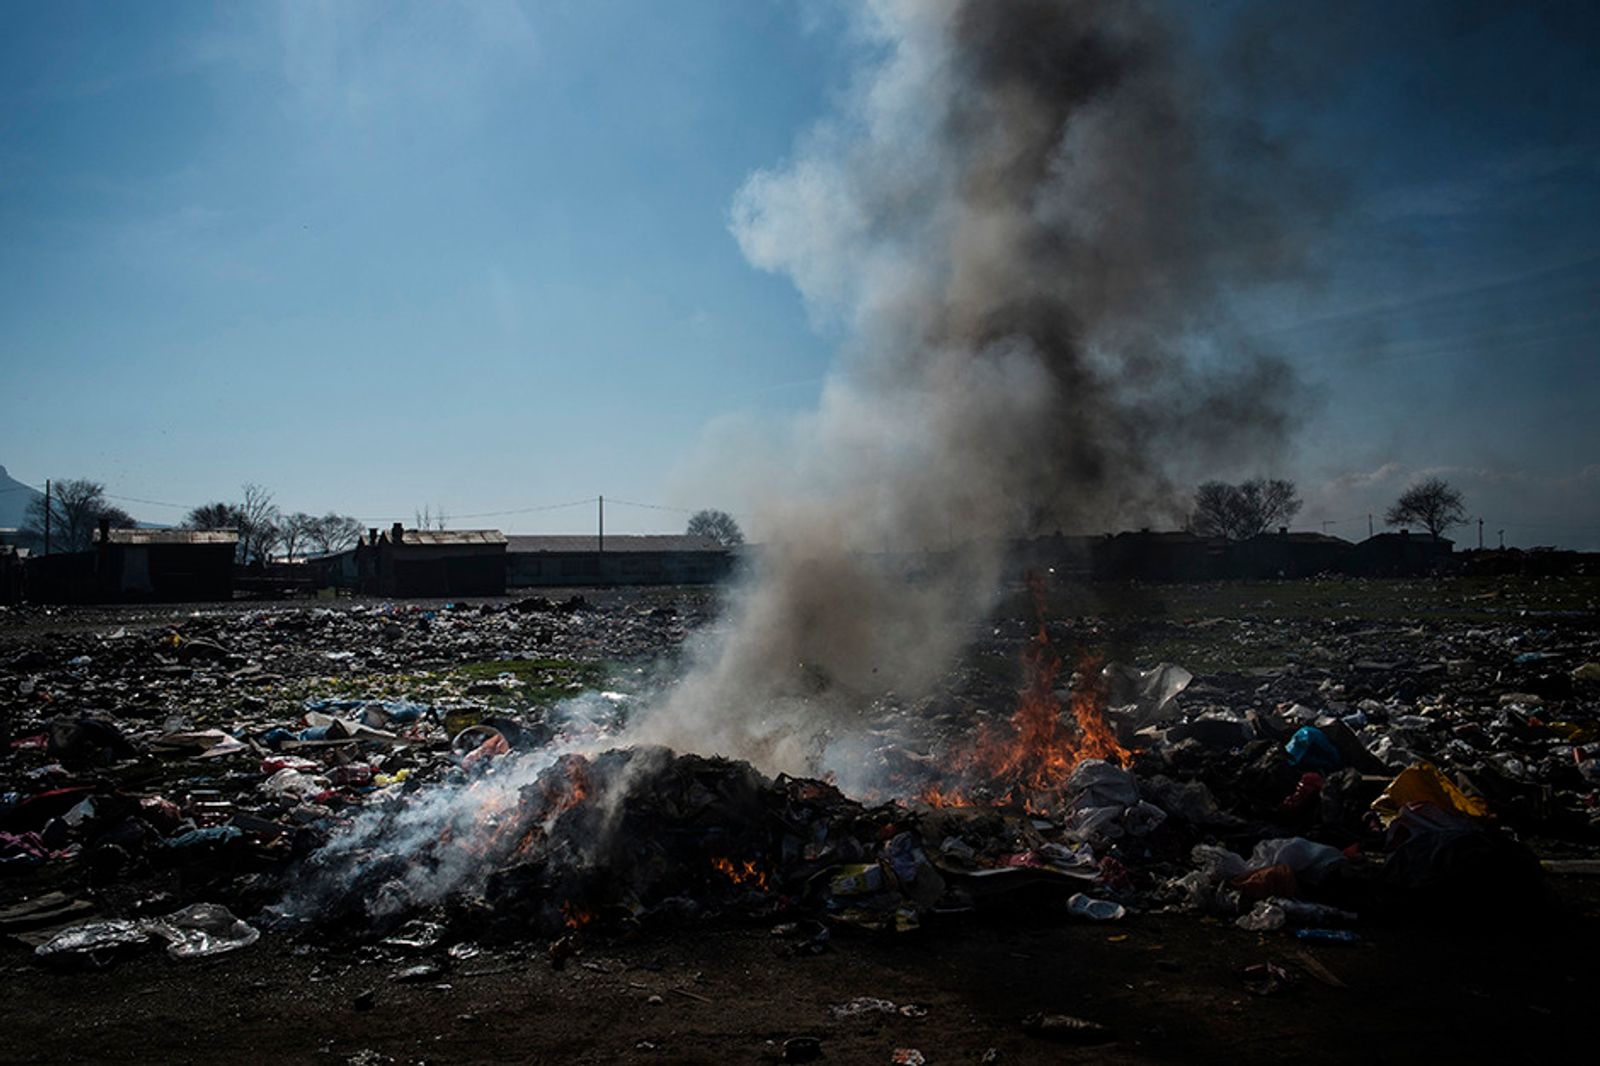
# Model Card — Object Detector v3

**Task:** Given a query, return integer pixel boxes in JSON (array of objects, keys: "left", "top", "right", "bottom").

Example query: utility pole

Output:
[
  {"left": 597, "top": 495, "right": 604, "bottom": 554},
  {"left": 43, "top": 479, "right": 51, "bottom": 556},
  {"left": 1367, "top": 513, "right": 1373, "bottom": 539},
  {"left": 1478, "top": 517, "right": 1484, "bottom": 550},
  {"left": 1498, "top": 529, "right": 1505, "bottom": 551}
]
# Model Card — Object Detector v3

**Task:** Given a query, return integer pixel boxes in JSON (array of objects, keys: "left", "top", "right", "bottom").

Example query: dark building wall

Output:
[
  {"left": 360, "top": 544, "right": 507, "bottom": 597},
  {"left": 22, "top": 543, "right": 235, "bottom": 603},
  {"left": 1350, "top": 533, "right": 1454, "bottom": 577},
  {"left": 387, "top": 552, "right": 506, "bottom": 597},
  {"left": 305, "top": 550, "right": 358, "bottom": 589},
  {"left": 1092, "top": 533, "right": 1228, "bottom": 581},
  {"left": 1233, "top": 534, "right": 1354, "bottom": 579},
  {"left": 104, "top": 543, "right": 236, "bottom": 601},
  {"left": 507, "top": 550, "right": 732, "bottom": 588},
  {"left": 0, "top": 550, "right": 22, "bottom": 605}
]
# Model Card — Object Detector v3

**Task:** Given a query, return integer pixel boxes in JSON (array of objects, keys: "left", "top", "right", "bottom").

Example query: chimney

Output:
[
  {"left": 1279, "top": 526, "right": 1288, "bottom": 536},
  {"left": 391, "top": 522, "right": 404, "bottom": 545},
  {"left": 368, "top": 528, "right": 378, "bottom": 546},
  {"left": 98, "top": 517, "right": 111, "bottom": 547}
]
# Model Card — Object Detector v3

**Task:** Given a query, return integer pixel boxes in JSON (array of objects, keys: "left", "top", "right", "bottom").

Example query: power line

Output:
[
  {"left": 102, "top": 492, "right": 194, "bottom": 510},
  {"left": 606, "top": 497, "right": 697, "bottom": 514},
  {"left": 418, "top": 498, "right": 598, "bottom": 521}
]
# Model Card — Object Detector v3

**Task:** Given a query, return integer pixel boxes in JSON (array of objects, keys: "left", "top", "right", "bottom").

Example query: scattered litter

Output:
[{"left": 1021, "top": 1012, "right": 1112, "bottom": 1044}]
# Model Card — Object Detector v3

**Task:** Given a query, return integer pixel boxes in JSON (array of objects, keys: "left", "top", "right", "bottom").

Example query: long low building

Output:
[
  {"left": 26, "top": 525, "right": 238, "bottom": 603},
  {"left": 506, "top": 534, "right": 733, "bottom": 587}
]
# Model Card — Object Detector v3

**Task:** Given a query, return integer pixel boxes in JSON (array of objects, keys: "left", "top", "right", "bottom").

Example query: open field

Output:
[{"left": 2, "top": 577, "right": 1597, "bottom": 1064}]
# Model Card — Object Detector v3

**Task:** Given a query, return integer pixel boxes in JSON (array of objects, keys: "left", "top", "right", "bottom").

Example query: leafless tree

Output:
[
  {"left": 23, "top": 479, "right": 134, "bottom": 552},
  {"left": 307, "top": 513, "right": 364, "bottom": 555},
  {"left": 186, "top": 485, "right": 281, "bottom": 564},
  {"left": 414, "top": 504, "right": 448, "bottom": 531},
  {"left": 1386, "top": 477, "right": 1466, "bottom": 541},
  {"left": 238, "top": 484, "right": 282, "bottom": 565},
  {"left": 1188, "top": 478, "right": 1302, "bottom": 540},
  {"left": 686, "top": 508, "right": 745, "bottom": 547},
  {"left": 279, "top": 512, "right": 318, "bottom": 563}
]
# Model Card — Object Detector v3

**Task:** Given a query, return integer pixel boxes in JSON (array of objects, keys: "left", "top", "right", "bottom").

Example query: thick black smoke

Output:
[{"left": 639, "top": 0, "right": 1333, "bottom": 779}]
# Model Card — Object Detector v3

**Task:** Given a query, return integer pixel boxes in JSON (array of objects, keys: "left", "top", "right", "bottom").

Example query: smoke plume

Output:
[{"left": 635, "top": 0, "right": 1330, "bottom": 778}]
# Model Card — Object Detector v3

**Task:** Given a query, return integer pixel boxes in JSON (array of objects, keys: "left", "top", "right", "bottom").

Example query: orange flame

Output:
[
  {"left": 710, "top": 856, "right": 770, "bottom": 892},
  {"left": 561, "top": 900, "right": 595, "bottom": 930},
  {"left": 539, "top": 755, "right": 591, "bottom": 819},
  {"left": 928, "top": 572, "right": 1129, "bottom": 812}
]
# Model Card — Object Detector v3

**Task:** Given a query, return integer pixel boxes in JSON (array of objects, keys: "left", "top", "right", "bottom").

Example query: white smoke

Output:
[
  {"left": 632, "top": 0, "right": 1329, "bottom": 779},
  {"left": 282, "top": 693, "right": 626, "bottom": 920}
]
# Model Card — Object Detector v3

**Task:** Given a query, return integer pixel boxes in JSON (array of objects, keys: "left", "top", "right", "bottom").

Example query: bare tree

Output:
[
  {"left": 414, "top": 504, "right": 448, "bottom": 531},
  {"left": 189, "top": 485, "right": 281, "bottom": 564},
  {"left": 1385, "top": 477, "right": 1465, "bottom": 541},
  {"left": 279, "top": 512, "right": 318, "bottom": 563},
  {"left": 307, "top": 513, "right": 364, "bottom": 555},
  {"left": 238, "top": 483, "right": 282, "bottom": 565},
  {"left": 1188, "top": 478, "right": 1302, "bottom": 540},
  {"left": 23, "top": 479, "right": 134, "bottom": 552},
  {"left": 686, "top": 508, "right": 745, "bottom": 547}
]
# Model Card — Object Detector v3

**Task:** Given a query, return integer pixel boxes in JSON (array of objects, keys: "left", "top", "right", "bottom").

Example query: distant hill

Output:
[{"left": 0, "top": 465, "right": 43, "bottom": 530}]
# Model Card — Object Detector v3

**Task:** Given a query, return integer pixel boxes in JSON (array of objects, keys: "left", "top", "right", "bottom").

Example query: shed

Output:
[
  {"left": 1351, "top": 531, "right": 1455, "bottom": 576},
  {"left": 1234, "top": 529, "right": 1354, "bottom": 579},
  {"left": 357, "top": 524, "right": 507, "bottom": 597},
  {"left": 25, "top": 524, "right": 238, "bottom": 603}
]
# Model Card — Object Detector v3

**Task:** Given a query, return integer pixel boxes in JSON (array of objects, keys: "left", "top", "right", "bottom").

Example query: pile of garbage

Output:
[{"left": 3, "top": 592, "right": 1599, "bottom": 971}]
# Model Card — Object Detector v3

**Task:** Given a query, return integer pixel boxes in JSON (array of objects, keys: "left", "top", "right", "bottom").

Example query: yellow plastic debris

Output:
[
  {"left": 1545, "top": 721, "right": 1599, "bottom": 744},
  {"left": 1370, "top": 762, "right": 1490, "bottom": 825},
  {"left": 373, "top": 768, "right": 412, "bottom": 788}
]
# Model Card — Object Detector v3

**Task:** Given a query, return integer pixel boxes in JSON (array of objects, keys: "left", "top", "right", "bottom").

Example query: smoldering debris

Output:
[{"left": 6, "top": 589, "right": 1596, "bottom": 974}]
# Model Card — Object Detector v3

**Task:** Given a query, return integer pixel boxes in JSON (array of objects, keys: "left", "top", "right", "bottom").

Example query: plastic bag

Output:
[
  {"left": 1370, "top": 762, "right": 1490, "bottom": 826},
  {"left": 146, "top": 903, "right": 260, "bottom": 960},
  {"left": 34, "top": 920, "right": 153, "bottom": 967},
  {"left": 1248, "top": 838, "right": 1347, "bottom": 884},
  {"left": 1284, "top": 726, "right": 1342, "bottom": 772}
]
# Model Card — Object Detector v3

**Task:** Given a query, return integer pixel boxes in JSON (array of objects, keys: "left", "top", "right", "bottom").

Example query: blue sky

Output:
[{"left": 2, "top": 1, "right": 1597, "bottom": 545}]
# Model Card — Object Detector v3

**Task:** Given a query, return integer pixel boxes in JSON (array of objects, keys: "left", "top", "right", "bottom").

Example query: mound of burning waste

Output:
[{"left": 276, "top": 745, "right": 1121, "bottom": 946}]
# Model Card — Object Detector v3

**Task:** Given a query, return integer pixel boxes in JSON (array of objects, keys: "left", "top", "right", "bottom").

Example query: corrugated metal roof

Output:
[
  {"left": 1246, "top": 532, "right": 1353, "bottom": 546},
  {"left": 506, "top": 534, "right": 728, "bottom": 553},
  {"left": 1360, "top": 533, "right": 1454, "bottom": 546},
  {"left": 97, "top": 529, "right": 239, "bottom": 546},
  {"left": 395, "top": 529, "right": 507, "bottom": 546}
]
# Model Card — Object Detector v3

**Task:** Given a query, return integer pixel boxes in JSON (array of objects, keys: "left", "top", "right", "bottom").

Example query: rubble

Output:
[{"left": 0, "top": 581, "right": 1596, "bottom": 977}]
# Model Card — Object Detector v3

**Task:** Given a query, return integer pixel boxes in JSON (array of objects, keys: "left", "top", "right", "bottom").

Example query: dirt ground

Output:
[{"left": 4, "top": 885, "right": 1594, "bottom": 1065}]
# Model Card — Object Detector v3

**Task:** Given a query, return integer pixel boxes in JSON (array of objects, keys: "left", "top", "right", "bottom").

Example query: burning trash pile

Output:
[{"left": 2, "top": 585, "right": 1599, "bottom": 973}]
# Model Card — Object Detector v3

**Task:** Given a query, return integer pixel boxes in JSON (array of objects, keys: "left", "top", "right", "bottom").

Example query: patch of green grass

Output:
[
  {"left": 271, "top": 657, "right": 611, "bottom": 717},
  {"left": 453, "top": 657, "right": 608, "bottom": 705}
]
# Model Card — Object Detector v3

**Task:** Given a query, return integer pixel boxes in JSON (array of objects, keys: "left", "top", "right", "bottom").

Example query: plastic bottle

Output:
[{"left": 1066, "top": 893, "right": 1126, "bottom": 921}]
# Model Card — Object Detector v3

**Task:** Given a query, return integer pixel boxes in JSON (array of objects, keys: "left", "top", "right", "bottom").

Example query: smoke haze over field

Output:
[{"left": 633, "top": 0, "right": 1335, "bottom": 777}]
